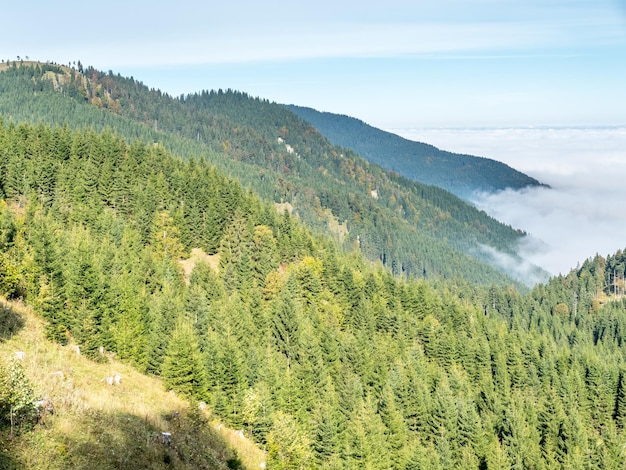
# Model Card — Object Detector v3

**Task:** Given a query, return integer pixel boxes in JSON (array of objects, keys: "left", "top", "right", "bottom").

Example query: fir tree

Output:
[{"left": 161, "top": 319, "right": 209, "bottom": 400}]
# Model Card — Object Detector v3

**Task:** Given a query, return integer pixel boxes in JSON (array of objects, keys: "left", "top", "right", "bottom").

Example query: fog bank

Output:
[{"left": 393, "top": 127, "right": 626, "bottom": 277}]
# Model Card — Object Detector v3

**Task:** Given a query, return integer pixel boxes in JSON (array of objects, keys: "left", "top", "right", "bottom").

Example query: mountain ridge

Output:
[
  {"left": 0, "top": 60, "right": 546, "bottom": 285},
  {"left": 285, "top": 104, "right": 547, "bottom": 200}
]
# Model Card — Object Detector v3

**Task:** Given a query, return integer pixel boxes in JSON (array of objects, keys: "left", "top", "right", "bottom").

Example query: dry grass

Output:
[
  {"left": 274, "top": 201, "right": 293, "bottom": 216},
  {"left": 179, "top": 248, "right": 220, "bottom": 285},
  {"left": 0, "top": 299, "right": 266, "bottom": 469},
  {"left": 211, "top": 423, "right": 266, "bottom": 469}
]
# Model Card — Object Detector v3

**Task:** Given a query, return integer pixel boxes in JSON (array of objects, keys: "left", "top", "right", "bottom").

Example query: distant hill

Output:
[{"left": 285, "top": 105, "right": 546, "bottom": 199}]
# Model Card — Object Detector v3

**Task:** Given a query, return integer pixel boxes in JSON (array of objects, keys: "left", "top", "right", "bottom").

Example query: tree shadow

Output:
[
  {"left": 0, "top": 302, "right": 24, "bottom": 342},
  {"left": 28, "top": 407, "right": 243, "bottom": 469},
  {"left": 0, "top": 448, "right": 20, "bottom": 470}
]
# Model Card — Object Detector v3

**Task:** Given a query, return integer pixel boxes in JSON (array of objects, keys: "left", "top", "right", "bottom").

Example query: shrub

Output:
[{"left": 0, "top": 358, "right": 36, "bottom": 432}]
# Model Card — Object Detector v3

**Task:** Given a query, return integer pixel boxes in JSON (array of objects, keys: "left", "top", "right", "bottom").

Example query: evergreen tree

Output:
[
  {"left": 311, "top": 377, "right": 340, "bottom": 465},
  {"left": 271, "top": 278, "right": 301, "bottom": 371},
  {"left": 150, "top": 210, "right": 186, "bottom": 260},
  {"left": 613, "top": 368, "right": 626, "bottom": 430},
  {"left": 162, "top": 319, "right": 209, "bottom": 400},
  {"left": 241, "top": 382, "right": 274, "bottom": 444},
  {"left": 266, "top": 411, "right": 312, "bottom": 470}
]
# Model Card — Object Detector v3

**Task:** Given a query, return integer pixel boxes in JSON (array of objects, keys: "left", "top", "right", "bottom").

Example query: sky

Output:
[
  {"left": 3, "top": 0, "right": 626, "bottom": 128},
  {"left": 3, "top": 0, "right": 626, "bottom": 280}
]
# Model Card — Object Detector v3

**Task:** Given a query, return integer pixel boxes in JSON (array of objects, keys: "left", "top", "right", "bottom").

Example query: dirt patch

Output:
[
  {"left": 179, "top": 248, "right": 220, "bottom": 284},
  {"left": 274, "top": 201, "right": 293, "bottom": 215}
]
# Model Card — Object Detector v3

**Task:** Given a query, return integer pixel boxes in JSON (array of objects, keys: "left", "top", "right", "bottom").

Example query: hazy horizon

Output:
[{"left": 394, "top": 126, "right": 626, "bottom": 279}]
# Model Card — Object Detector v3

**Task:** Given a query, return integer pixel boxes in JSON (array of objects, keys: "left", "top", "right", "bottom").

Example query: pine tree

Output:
[
  {"left": 210, "top": 329, "right": 249, "bottom": 426},
  {"left": 161, "top": 319, "right": 209, "bottom": 400},
  {"left": 145, "top": 278, "right": 182, "bottom": 375},
  {"left": 343, "top": 395, "right": 392, "bottom": 469},
  {"left": 613, "top": 368, "right": 626, "bottom": 430},
  {"left": 311, "top": 377, "right": 340, "bottom": 465},
  {"left": 110, "top": 272, "right": 148, "bottom": 369},
  {"left": 241, "top": 382, "right": 274, "bottom": 444},
  {"left": 378, "top": 382, "right": 409, "bottom": 467},
  {"left": 150, "top": 210, "right": 186, "bottom": 260},
  {"left": 251, "top": 224, "right": 279, "bottom": 288},
  {"left": 271, "top": 278, "right": 301, "bottom": 371}
]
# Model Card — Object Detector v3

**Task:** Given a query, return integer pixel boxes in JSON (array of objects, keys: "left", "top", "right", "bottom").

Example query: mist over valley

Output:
[{"left": 395, "top": 126, "right": 626, "bottom": 277}]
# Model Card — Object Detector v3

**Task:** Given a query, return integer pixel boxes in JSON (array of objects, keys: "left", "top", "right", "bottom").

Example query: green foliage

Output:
[
  {"left": 150, "top": 210, "right": 186, "bottom": 260},
  {"left": 0, "top": 63, "right": 537, "bottom": 286},
  {"left": 267, "top": 411, "right": 312, "bottom": 469},
  {"left": 0, "top": 358, "right": 36, "bottom": 432},
  {"left": 271, "top": 279, "right": 301, "bottom": 371},
  {"left": 162, "top": 320, "right": 209, "bottom": 400},
  {"left": 0, "top": 252, "right": 21, "bottom": 298},
  {"left": 0, "top": 202, "right": 22, "bottom": 299}
]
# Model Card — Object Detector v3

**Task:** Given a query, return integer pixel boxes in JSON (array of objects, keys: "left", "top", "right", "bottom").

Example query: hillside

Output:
[
  {"left": 1, "top": 119, "right": 626, "bottom": 468},
  {"left": 0, "top": 61, "right": 548, "bottom": 286},
  {"left": 0, "top": 300, "right": 264, "bottom": 469},
  {"left": 285, "top": 104, "right": 546, "bottom": 200}
]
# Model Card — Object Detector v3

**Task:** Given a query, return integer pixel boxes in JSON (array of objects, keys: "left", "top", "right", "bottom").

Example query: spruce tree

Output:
[
  {"left": 161, "top": 319, "right": 209, "bottom": 400},
  {"left": 613, "top": 368, "right": 626, "bottom": 430},
  {"left": 271, "top": 278, "right": 301, "bottom": 371}
]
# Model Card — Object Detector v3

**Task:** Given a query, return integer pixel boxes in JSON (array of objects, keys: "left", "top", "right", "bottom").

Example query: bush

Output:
[
  {"left": 226, "top": 456, "right": 244, "bottom": 469},
  {"left": 0, "top": 358, "right": 36, "bottom": 432},
  {"left": 0, "top": 252, "right": 22, "bottom": 299}
]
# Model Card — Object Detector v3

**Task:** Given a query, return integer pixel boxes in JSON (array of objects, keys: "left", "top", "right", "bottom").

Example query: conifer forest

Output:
[{"left": 1, "top": 62, "right": 626, "bottom": 469}]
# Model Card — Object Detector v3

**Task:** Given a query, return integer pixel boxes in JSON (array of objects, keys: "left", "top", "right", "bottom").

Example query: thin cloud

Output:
[
  {"left": 473, "top": 243, "right": 550, "bottom": 287},
  {"left": 4, "top": 1, "right": 625, "bottom": 68},
  {"left": 472, "top": 184, "right": 626, "bottom": 276},
  {"left": 60, "top": 18, "right": 626, "bottom": 68},
  {"left": 22, "top": 21, "right": 584, "bottom": 68}
]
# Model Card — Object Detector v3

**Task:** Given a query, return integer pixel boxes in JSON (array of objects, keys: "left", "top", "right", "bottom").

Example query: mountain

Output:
[
  {"left": 1, "top": 76, "right": 626, "bottom": 467},
  {"left": 285, "top": 104, "right": 546, "bottom": 199},
  {"left": 0, "top": 61, "right": 546, "bottom": 286}
]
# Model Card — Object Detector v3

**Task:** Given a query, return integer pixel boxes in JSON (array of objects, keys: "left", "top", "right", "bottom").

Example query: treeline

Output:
[
  {"left": 0, "top": 63, "right": 538, "bottom": 286},
  {"left": 1, "top": 121, "right": 626, "bottom": 468}
]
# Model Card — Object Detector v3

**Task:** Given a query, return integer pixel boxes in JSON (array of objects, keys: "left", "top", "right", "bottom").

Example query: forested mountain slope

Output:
[
  {"left": 1, "top": 121, "right": 626, "bottom": 468},
  {"left": 285, "top": 104, "right": 545, "bottom": 200},
  {"left": 0, "top": 61, "right": 546, "bottom": 286}
]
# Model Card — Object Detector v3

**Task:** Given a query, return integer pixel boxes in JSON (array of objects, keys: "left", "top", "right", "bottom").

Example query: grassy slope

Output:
[{"left": 0, "top": 299, "right": 265, "bottom": 470}]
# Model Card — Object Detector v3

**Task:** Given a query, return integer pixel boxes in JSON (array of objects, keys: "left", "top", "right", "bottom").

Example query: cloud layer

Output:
[{"left": 395, "top": 127, "right": 626, "bottom": 277}]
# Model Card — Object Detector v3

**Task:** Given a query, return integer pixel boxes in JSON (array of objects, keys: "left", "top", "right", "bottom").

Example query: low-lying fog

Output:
[{"left": 394, "top": 127, "right": 626, "bottom": 282}]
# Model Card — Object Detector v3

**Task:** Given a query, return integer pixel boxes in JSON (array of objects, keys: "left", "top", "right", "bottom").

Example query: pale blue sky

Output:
[{"left": 3, "top": 0, "right": 626, "bottom": 128}]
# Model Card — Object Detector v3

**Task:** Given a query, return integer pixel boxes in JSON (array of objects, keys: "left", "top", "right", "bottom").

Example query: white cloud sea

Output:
[{"left": 393, "top": 127, "right": 626, "bottom": 278}]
